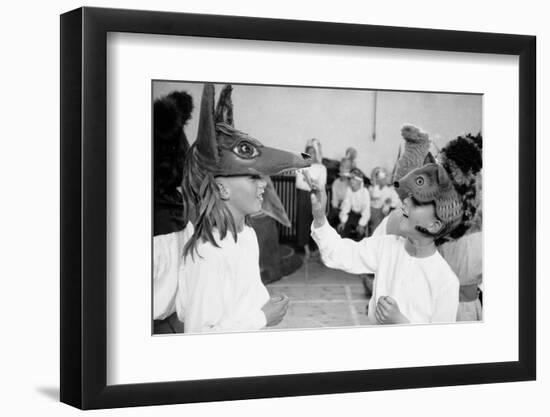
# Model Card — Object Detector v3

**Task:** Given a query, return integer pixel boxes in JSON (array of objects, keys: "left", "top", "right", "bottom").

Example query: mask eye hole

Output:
[
  {"left": 233, "top": 141, "right": 260, "bottom": 159},
  {"left": 415, "top": 176, "right": 425, "bottom": 186}
]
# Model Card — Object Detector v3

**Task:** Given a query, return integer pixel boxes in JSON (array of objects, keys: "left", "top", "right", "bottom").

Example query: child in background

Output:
[
  {"left": 152, "top": 90, "right": 194, "bottom": 333},
  {"left": 436, "top": 135, "right": 483, "bottom": 321},
  {"left": 295, "top": 140, "right": 327, "bottom": 256},
  {"left": 307, "top": 162, "right": 462, "bottom": 325},
  {"left": 369, "top": 167, "right": 401, "bottom": 235},
  {"left": 345, "top": 147, "right": 358, "bottom": 169},
  {"left": 328, "top": 157, "right": 352, "bottom": 228},
  {"left": 337, "top": 168, "right": 371, "bottom": 240}
]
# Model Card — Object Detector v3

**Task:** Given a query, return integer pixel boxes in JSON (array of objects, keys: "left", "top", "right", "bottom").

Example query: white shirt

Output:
[
  {"left": 438, "top": 231, "right": 483, "bottom": 287},
  {"left": 339, "top": 186, "right": 371, "bottom": 227},
  {"left": 375, "top": 215, "right": 483, "bottom": 287},
  {"left": 176, "top": 225, "right": 269, "bottom": 333},
  {"left": 371, "top": 214, "right": 391, "bottom": 237},
  {"left": 311, "top": 221, "right": 459, "bottom": 324},
  {"left": 369, "top": 185, "right": 401, "bottom": 210},
  {"left": 153, "top": 223, "right": 194, "bottom": 320},
  {"left": 295, "top": 163, "right": 327, "bottom": 191},
  {"left": 331, "top": 177, "right": 349, "bottom": 209}
]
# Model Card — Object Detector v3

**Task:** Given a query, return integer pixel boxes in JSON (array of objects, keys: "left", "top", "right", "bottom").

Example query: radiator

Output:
[{"left": 271, "top": 174, "right": 332, "bottom": 244}]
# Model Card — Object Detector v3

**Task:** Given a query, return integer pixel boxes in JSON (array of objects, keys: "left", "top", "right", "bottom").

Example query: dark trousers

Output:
[
  {"left": 296, "top": 189, "right": 316, "bottom": 250},
  {"left": 327, "top": 205, "right": 341, "bottom": 228},
  {"left": 341, "top": 211, "right": 363, "bottom": 240},
  {"left": 153, "top": 312, "right": 184, "bottom": 334}
]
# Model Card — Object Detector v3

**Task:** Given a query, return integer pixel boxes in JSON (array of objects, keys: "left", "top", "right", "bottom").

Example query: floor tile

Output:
[{"left": 266, "top": 254, "right": 372, "bottom": 330}]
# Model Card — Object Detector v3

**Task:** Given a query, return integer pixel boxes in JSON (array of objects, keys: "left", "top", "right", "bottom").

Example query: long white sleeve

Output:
[
  {"left": 153, "top": 235, "right": 178, "bottom": 320},
  {"left": 153, "top": 224, "right": 194, "bottom": 320},
  {"left": 311, "top": 221, "right": 380, "bottom": 274},
  {"left": 312, "top": 220, "right": 459, "bottom": 324}
]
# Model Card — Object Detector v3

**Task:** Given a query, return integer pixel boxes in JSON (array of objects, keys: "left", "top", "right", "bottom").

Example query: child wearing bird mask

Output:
[
  {"left": 176, "top": 84, "right": 312, "bottom": 333},
  {"left": 307, "top": 162, "right": 461, "bottom": 325}
]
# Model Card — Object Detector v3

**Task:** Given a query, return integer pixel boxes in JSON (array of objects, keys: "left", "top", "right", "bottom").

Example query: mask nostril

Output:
[{"left": 302, "top": 152, "right": 312, "bottom": 160}]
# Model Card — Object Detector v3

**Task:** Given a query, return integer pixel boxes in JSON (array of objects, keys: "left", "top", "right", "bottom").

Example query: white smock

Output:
[
  {"left": 176, "top": 225, "right": 269, "bottom": 333},
  {"left": 312, "top": 221, "right": 459, "bottom": 324}
]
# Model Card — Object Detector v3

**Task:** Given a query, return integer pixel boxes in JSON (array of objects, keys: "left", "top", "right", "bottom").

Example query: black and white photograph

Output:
[
  {"left": 152, "top": 81, "right": 483, "bottom": 335},
  {"left": 0, "top": 0, "right": 537, "bottom": 413}
]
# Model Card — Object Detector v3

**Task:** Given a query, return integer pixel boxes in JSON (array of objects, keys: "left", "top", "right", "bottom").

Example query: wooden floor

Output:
[{"left": 266, "top": 253, "right": 372, "bottom": 329}]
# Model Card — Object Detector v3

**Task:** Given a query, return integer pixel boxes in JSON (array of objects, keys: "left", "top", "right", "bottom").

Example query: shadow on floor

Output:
[{"left": 36, "top": 386, "right": 59, "bottom": 401}]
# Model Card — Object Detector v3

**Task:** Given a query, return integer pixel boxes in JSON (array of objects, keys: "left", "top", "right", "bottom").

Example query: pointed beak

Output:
[
  {"left": 301, "top": 152, "right": 313, "bottom": 162},
  {"left": 260, "top": 177, "right": 291, "bottom": 227},
  {"left": 249, "top": 147, "right": 312, "bottom": 176}
]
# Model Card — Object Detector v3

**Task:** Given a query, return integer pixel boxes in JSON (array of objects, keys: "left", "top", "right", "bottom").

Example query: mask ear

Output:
[
  {"left": 424, "top": 152, "right": 436, "bottom": 164},
  {"left": 436, "top": 164, "right": 450, "bottom": 188},
  {"left": 195, "top": 83, "right": 220, "bottom": 162},
  {"left": 215, "top": 84, "right": 234, "bottom": 126}
]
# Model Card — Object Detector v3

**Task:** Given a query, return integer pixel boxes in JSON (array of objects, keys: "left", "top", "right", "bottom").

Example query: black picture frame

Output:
[{"left": 60, "top": 6, "right": 536, "bottom": 410}]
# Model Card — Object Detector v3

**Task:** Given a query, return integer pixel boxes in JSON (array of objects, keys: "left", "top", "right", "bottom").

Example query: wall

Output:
[
  {"left": 1, "top": 1, "right": 546, "bottom": 417},
  {"left": 154, "top": 82, "right": 481, "bottom": 177}
]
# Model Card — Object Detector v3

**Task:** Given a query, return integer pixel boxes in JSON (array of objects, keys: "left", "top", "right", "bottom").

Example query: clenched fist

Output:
[
  {"left": 262, "top": 295, "right": 290, "bottom": 327},
  {"left": 375, "top": 296, "right": 409, "bottom": 325}
]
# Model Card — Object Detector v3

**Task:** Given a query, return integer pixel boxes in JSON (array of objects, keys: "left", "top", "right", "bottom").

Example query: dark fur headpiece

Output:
[
  {"left": 438, "top": 133, "right": 483, "bottom": 239},
  {"left": 154, "top": 91, "right": 193, "bottom": 196},
  {"left": 153, "top": 91, "right": 193, "bottom": 236}
]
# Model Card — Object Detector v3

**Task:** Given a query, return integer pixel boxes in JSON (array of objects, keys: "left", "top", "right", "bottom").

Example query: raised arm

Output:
[{"left": 308, "top": 178, "right": 379, "bottom": 274}]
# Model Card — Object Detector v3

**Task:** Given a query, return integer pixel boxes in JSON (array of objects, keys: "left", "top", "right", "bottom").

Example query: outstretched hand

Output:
[{"left": 301, "top": 170, "right": 327, "bottom": 227}]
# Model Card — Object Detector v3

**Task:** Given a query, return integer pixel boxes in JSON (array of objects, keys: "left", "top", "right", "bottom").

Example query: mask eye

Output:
[
  {"left": 415, "top": 176, "right": 425, "bottom": 186},
  {"left": 233, "top": 141, "right": 260, "bottom": 159}
]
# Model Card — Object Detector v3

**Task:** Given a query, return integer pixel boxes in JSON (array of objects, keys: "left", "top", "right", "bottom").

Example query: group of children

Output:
[
  {"left": 296, "top": 140, "right": 402, "bottom": 257},
  {"left": 153, "top": 84, "right": 483, "bottom": 334},
  {"left": 329, "top": 163, "right": 400, "bottom": 241}
]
